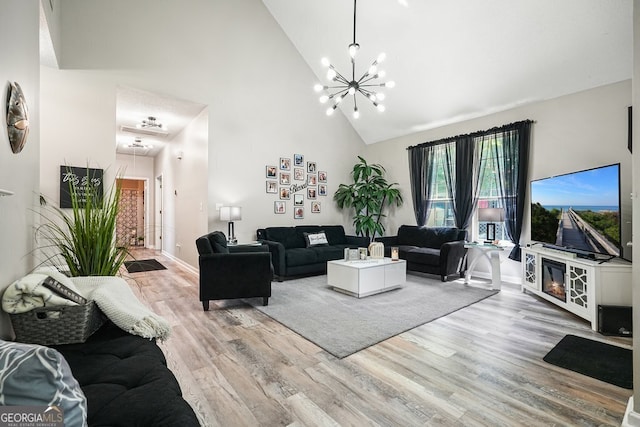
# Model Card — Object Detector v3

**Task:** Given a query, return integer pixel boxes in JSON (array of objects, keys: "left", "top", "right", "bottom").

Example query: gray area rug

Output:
[{"left": 250, "top": 274, "right": 498, "bottom": 358}]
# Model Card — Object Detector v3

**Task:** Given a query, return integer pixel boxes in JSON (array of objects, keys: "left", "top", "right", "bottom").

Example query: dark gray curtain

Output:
[
  {"left": 407, "top": 120, "right": 531, "bottom": 244},
  {"left": 492, "top": 121, "right": 531, "bottom": 260},
  {"left": 440, "top": 142, "right": 455, "bottom": 214},
  {"left": 453, "top": 136, "right": 476, "bottom": 229},
  {"left": 408, "top": 144, "right": 437, "bottom": 226}
]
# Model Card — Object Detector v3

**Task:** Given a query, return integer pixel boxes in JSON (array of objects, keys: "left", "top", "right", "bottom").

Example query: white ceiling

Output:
[
  {"left": 115, "top": 86, "right": 206, "bottom": 157},
  {"left": 262, "top": 0, "right": 633, "bottom": 144}
]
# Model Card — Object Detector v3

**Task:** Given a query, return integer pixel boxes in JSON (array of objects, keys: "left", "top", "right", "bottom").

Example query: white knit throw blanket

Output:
[
  {"left": 3, "top": 268, "right": 171, "bottom": 342},
  {"left": 70, "top": 275, "right": 171, "bottom": 342}
]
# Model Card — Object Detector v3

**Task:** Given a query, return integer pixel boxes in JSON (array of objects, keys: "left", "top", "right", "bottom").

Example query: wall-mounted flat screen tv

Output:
[{"left": 530, "top": 163, "right": 622, "bottom": 259}]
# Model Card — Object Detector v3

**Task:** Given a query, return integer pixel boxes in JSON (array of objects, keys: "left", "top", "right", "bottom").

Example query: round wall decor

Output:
[{"left": 6, "top": 81, "right": 30, "bottom": 154}]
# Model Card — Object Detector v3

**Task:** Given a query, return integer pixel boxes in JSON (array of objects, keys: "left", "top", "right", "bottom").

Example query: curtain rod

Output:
[{"left": 406, "top": 119, "right": 535, "bottom": 150}]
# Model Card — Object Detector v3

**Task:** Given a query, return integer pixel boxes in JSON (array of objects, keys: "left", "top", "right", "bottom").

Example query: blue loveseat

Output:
[
  {"left": 375, "top": 225, "right": 467, "bottom": 281},
  {"left": 257, "top": 225, "right": 369, "bottom": 280}
]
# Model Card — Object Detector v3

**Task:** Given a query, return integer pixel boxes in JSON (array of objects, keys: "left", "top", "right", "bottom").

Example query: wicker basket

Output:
[{"left": 10, "top": 301, "right": 105, "bottom": 345}]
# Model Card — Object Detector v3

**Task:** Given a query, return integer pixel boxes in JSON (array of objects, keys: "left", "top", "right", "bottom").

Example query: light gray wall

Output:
[
  {"left": 153, "top": 107, "right": 209, "bottom": 268},
  {"left": 365, "top": 81, "right": 633, "bottom": 282},
  {"left": 0, "top": 0, "right": 41, "bottom": 339},
  {"left": 36, "top": 0, "right": 636, "bottom": 282},
  {"left": 40, "top": 67, "right": 118, "bottom": 199},
  {"left": 39, "top": 0, "right": 365, "bottom": 269}
]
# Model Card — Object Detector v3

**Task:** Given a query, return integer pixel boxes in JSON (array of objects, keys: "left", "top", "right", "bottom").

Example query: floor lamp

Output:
[
  {"left": 220, "top": 206, "right": 242, "bottom": 244},
  {"left": 478, "top": 208, "right": 504, "bottom": 243}
]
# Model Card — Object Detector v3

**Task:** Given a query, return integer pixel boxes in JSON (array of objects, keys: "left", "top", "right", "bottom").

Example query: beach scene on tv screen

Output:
[{"left": 530, "top": 164, "right": 620, "bottom": 257}]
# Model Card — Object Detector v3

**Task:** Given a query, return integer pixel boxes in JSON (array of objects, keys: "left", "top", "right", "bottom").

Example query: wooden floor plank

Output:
[{"left": 122, "top": 249, "right": 632, "bottom": 426}]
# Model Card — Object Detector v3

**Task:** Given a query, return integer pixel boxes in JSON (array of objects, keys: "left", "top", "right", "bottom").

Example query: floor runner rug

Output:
[
  {"left": 250, "top": 274, "right": 497, "bottom": 358},
  {"left": 124, "top": 259, "right": 167, "bottom": 273},
  {"left": 543, "top": 334, "right": 632, "bottom": 389}
]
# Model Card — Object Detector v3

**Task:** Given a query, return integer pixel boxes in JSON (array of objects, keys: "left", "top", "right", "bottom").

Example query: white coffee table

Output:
[{"left": 327, "top": 257, "right": 406, "bottom": 298}]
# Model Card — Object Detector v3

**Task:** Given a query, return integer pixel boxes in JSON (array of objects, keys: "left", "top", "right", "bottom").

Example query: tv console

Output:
[
  {"left": 521, "top": 245, "right": 631, "bottom": 331},
  {"left": 541, "top": 243, "right": 597, "bottom": 260}
]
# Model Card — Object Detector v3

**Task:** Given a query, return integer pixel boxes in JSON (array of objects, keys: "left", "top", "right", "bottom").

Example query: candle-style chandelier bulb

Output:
[{"left": 348, "top": 43, "right": 360, "bottom": 58}]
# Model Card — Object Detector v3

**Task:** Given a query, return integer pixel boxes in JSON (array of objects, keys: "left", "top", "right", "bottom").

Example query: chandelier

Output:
[
  {"left": 314, "top": 0, "right": 395, "bottom": 118},
  {"left": 137, "top": 116, "right": 163, "bottom": 130},
  {"left": 127, "top": 137, "right": 152, "bottom": 149}
]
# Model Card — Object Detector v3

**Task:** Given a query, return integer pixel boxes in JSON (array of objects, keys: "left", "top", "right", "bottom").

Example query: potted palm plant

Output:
[
  {"left": 37, "top": 168, "right": 128, "bottom": 276},
  {"left": 334, "top": 156, "right": 403, "bottom": 242}
]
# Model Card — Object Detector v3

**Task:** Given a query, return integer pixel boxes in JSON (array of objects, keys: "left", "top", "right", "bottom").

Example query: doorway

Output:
[
  {"left": 155, "top": 174, "right": 163, "bottom": 251},
  {"left": 116, "top": 178, "right": 147, "bottom": 248}
]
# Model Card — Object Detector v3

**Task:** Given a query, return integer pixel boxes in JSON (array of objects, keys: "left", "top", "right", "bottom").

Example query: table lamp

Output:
[
  {"left": 478, "top": 208, "right": 504, "bottom": 243},
  {"left": 220, "top": 206, "right": 242, "bottom": 243}
]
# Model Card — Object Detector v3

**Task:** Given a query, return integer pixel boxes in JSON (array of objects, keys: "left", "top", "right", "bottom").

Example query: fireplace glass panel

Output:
[{"left": 542, "top": 258, "right": 566, "bottom": 302}]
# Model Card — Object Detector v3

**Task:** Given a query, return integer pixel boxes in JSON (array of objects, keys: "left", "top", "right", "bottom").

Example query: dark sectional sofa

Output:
[
  {"left": 375, "top": 225, "right": 467, "bottom": 281},
  {"left": 257, "top": 225, "right": 369, "bottom": 279},
  {"left": 54, "top": 321, "right": 200, "bottom": 426}
]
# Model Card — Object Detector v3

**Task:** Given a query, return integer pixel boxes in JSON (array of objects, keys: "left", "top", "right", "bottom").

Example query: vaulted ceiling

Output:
[{"left": 262, "top": 0, "right": 632, "bottom": 144}]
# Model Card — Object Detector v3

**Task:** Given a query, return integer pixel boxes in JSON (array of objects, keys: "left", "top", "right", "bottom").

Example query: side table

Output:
[{"left": 464, "top": 243, "right": 504, "bottom": 290}]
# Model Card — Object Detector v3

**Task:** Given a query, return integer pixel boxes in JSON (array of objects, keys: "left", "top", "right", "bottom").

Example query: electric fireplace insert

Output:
[{"left": 542, "top": 258, "right": 566, "bottom": 302}]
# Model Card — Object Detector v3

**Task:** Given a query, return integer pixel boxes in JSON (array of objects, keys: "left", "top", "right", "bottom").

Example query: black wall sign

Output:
[{"left": 59, "top": 166, "right": 104, "bottom": 208}]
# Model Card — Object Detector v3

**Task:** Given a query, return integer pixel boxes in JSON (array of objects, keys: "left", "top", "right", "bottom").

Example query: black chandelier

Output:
[{"left": 314, "top": 0, "right": 395, "bottom": 118}]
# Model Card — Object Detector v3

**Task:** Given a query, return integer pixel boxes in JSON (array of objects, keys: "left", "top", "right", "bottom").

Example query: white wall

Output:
[
  {"left": 40, "top": 67, "right": 118, "bottom": 199},
  {"left": 628, "top": 0, "right": 640, "bottom": 418},
  {"left": 39, "top": 0, "right": 365, "bottom": 270},
  {"left": 365, "top": 81, "right": 633, "bottom": 282},
  {"left": 40, "top": 0, "right": 633, "bottom": 281},
  {"left": 154, "top": 108, "right": 209, "bottom": 268},
  {"left": 0, "top": 0, "right": 40, "bottom": 339}
]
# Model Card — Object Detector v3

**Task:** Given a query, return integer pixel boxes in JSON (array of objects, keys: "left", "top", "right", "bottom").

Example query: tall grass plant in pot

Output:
[
  {"left": 334, "top": 156, "right": 403, "bottom": 242},
  {"left": 36, "top": 169, "right": 128, "bottom": 276}
]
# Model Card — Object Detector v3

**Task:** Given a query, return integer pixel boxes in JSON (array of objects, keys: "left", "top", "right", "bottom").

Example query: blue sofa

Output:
[
  {"left": 376, "top": 225, "right": 467, "bottom": 281},
  {"left": 257, "top": 225, "right": 369, "bottom": 280}
]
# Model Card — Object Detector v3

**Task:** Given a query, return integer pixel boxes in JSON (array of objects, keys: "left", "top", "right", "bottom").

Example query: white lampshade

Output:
[
  {"left": 478, "top": 208, "right": 504, "bottom": 222},
  {"left": 220, "top": 206, "right": 242, "bottom": 221}
]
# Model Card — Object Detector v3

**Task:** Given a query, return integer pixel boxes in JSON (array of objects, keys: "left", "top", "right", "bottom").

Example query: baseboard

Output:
[
  {"left": 161, "top": 251, "right": 198, "bottom": 276},
  {"left": 622, "top": 397, "right": 640, "bottom": 426}
]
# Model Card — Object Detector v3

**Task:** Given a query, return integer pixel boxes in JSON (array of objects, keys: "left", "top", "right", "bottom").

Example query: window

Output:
[
  {"left": 407, "top": 120, "right": 531, "bottom": 259},
  {"left": 426, "top": 143, "right": 455, "bottom": 227},
  {"left": 476, "top": 134, "right": 509, "bottom": 241}
]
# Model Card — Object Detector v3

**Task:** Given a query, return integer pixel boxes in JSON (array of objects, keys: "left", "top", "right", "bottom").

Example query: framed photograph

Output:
[
  {"left": 294, "top": 154, "right": 304, "bottom": 166},
  {"left": 318, "top": 184, "right": 327, "bottom": 196},
  {"left": 311, "top": 201, "right": 321, "bottom": 213},
  {"left": 307, "top": 187, "right": 317, "bottom": 199},
  {"left": 318, "top": 171, "right": 327, "bottom": 182},
  {"left": 279, "top": 187, "right": 290, "bottom": 200},
  {"left": 279, "top": 172, "right": 290, "bottom": 185},
  {"left": 294, "top": 207, "right": 304, "bottom": 219},
  {"left": 307, "top": 161, "right": 316, "bottom": 173},
  {"left": 274, "top": 201, "right": 286, "bottom": 214},
  {"left": 358, "top": 247, "right": 368, "bottom": 260},
  {"left": 294, "top": 167, "right": 304, "bottom": 181},
  {"left": 266, "top": 181, "right": 277, "bottom": 193},
  {"left": 294, "top": 193, "right": 304, "bottom": 206},
  {"left": 266, "top": 165, "right": 277, "bottom": 178},
  {"left": 347, "top": 248, "right": 359, "bottom": 261},
  {"left": 307, "top": 174, "right": 317, "bottom": 185},
  {"left": 280, "top": 157, "right": 291, "bottom": 170}
]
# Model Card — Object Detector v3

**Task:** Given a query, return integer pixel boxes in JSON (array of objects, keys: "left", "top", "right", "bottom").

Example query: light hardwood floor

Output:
[{"left": 124, "top": 249, "right": 632, "bottom": 427}]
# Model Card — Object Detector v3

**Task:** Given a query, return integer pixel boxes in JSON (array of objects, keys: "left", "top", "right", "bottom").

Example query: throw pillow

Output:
[
  {"left": 304, "top": 231, "right": 329, "bottom": 247},
  {"left": 0, "top": 340, "right": 87, "bottom": 426}
]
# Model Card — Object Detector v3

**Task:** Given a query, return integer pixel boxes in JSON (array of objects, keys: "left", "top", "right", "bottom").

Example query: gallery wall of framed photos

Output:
[{"left": 266, "top": 154, "right": 327, "bottom": 219}]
